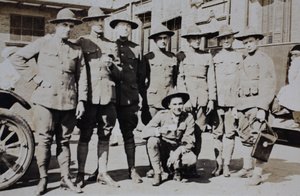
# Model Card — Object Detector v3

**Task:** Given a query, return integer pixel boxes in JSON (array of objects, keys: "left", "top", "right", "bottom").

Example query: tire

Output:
[{"left": 0, "top": 109, "right": 35, "bottom": 190}]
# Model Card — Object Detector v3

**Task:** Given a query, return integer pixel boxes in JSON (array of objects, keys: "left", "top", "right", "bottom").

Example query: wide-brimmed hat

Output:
[
  {"left": 82, "top": 6, "right": 110, "bottom": 21},
  {"left": 109, "top": 13, "right": 138, "bottom": 29},
  {"left": 161, "top": 89, "right": 190, "bottom": 109},
  {"left": 235, "top": 26, "right": 264, "bottom": 41},
  {"left": 50, "top": 8, "right": 82, "bottom": 25},
  {"left": 217, "top": 24, "right": 239, "bottom": 38},
  {"left": 181, "top": 25, "right": 212, "bottom": 38},
  {"left": 290, "top": 45, "right": 300, "bottom": 55},
  {"left": 148, "top": 24, "right": 174, "bottom": 39}
]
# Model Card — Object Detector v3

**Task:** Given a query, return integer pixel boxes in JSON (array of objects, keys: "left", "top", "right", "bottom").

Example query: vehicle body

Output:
[{"left": 0, "top": 89, "right": 34, "bottom": 190}]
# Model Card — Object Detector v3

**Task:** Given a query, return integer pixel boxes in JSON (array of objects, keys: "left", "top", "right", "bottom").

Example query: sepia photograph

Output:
[{"left": 0, "top": 0, "right": 299, "bottom": 195}]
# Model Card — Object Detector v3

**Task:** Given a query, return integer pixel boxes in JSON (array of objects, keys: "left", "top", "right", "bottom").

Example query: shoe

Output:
[
  {"left": 87, "top": 169, "right": 98, "bottom": 182},
  {"left": 146, "top": 169, "right": 154, "bottom": 178},
  {"left": 129, "top": 167, "right": 143, "bottom": 183},
  {"left": 151, "top": 174, "right": 162, "bottom": 186},
  {"left": 232, "top": 168, "right": 253, "bottom": 178},
  {"left": 246, "top": 174, "right": 263, "bottom": 186},
  {"left": 223, "top": 165, "right": 231, "bottom": 177},
  {"left": 60, "top": 175, "right": 83, "bottom": 193},
  {"left": 34, "top": 177, "right": 48, "bottom": 196},
  {"left": 173, "top": 170, "right": 182, "bottom": 182},
  {"left": 212, "top": 166, "right": 223, "bottom": 177},
  {"left": 75, "top": 172, "right": 85, "bottom": 188},
  {"left": 97, "top": 173, "right": 120, "bottom": 188}
]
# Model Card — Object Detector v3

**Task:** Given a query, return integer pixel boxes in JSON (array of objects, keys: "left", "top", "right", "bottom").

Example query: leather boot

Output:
[
  {"left": 223, "top": 164, "right": 231, "bottom": 177},
  {"left": 223, "top": 137, "right": 235, "bottom": 177},
  {"left": 60, "top": 175, "right": 83, "bottom": 193},
  {"left": 152, "top": 173, "right": 162, "bottom": 186},
  {"left": 246, "top": 174, "right": 263, "bottom": 186},
  {"left": 232, "top": 168, "right": 253, "bottom": 178},
  {"left": 129, "top": 167, "right": 143, "bottom": 183},
  {"left": 34, "top": 177, "right": 48, "bottom": 196},
  {"left": 87, "top": 169, "right": 98, "bottom": 182},
  {"left": 212, "top": 139, "right": 223, "bottom": 176},
  {"left": 97, "top": 173, "right": 120, "bottom": 188},
  {"left": 173, "top": 169, "right": 181, "bottom": 182},
  {"left": 75, "top": 172, "right": 85, "bottom": 188}
]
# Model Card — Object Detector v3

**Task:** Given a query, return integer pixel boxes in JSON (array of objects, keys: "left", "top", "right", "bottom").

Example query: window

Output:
[
  {"left": 10, "top": 15, "right": 45, "bottom": 42},
  {"left": 138, "top": 12, "right": 151, "bottom": 55},
  {"left": 163, "top": 17, "right": 182, "bottom": 53},
  {"left": 261, "top": 0, "right": 291, "bottom": 44}
]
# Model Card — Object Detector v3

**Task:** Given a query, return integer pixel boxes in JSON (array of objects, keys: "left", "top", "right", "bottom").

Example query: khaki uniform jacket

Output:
[
  {"left": 142, "top": 110, "right": 195, "bottom": 150},
  {"left": 236, "top": 50, "right": 276, "bottom": 111},
  {"left": 214, "top": 49, "right": 243, "bottom": 107},
  {"left": 177, "top": 49, "right": 216, "bottom": 107},
  {"left": 142, "top": 49, "right": 177, "bottom": 109},
  {"left": 78, "top": 35, "right": 121, "bottom": 105},
  {"left": 115, "top": 39, "right": 143, "bottom": 106},
  {"left": 11, "top": 35, "right": 88, "bottom": 110}
]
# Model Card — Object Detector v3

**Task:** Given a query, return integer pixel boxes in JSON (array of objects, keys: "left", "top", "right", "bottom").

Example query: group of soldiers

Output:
[{"left": 9, "top": 6, "right": 277, "bottom": 195}]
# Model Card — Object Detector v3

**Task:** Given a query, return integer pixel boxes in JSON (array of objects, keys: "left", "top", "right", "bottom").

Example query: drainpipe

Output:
[
  {"left": 226, "top": 0, "right": 231, "bottom": 24},
  {"left": 245, "top": 0, "right": 249, "bottom": 27}
]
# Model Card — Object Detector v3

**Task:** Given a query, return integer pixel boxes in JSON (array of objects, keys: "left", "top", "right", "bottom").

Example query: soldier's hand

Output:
[
  {"left": 256, "top": 109, "right": 266, "bottom": 122},
  {"left": 76, "top": 101, "right": 85, "bottom": 119},
  {"left": 184, "top": 101, "right": 192, "bottom": 112},
  {"left": 103, "top": 55, "right": 113, "bottom": 70},
  {"left": 167, "top": 148, "right": 182, "bottom": 168},
  {"left": 206, "top": 100, "right": 214, "bottom": 115}
]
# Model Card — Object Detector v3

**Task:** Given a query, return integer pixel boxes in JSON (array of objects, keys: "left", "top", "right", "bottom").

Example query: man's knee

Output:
[{"left": 147, "top": 137, "right": 160, "bottom": 150}]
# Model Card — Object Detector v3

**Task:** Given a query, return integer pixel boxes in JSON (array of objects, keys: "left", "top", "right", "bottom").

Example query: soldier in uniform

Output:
[
  {"left": 234, "top": 26, "right": 276, "bottom": 185},
  {"left": 109, "top": 13, "right": 143, "bottom": 183},
  {"left": 177, "top": 24, "right": 216, "bottom": 175},
  {"left": 75, "top": 7, "right": 122, "bottom": 188},
  {"left": 10, "top": 8, "right": 87, "bottom": 195},
  {"left": 142, "top": 89, "right": 196, "bottom": 186},
  {"left": 212, "top": 24, "right": 242, "bottom": 177},
  {"left": 141, "top": 24, "right": 177, "bottom": 177}
]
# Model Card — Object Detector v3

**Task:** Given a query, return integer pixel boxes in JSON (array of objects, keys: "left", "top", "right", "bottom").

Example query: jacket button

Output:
[
  {"left": 61, "top": 62, "right": 63, "bottom": 64},
  {"left": 61, "top": 71, "right": 64, "bottom": 74},
  {"left": 99, "top": 77, "right": 102, "bottom": 80},
  {"left": 61, "top": 82, "right": 64, "bottom": 85}
]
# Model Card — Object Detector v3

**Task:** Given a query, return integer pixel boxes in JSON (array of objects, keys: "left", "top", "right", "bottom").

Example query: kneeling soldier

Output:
[{"left": 142, "top": 89, "right": 196, "bottom": 186}]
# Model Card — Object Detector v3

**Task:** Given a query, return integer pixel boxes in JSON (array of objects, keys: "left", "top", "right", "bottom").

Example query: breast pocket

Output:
[
  {"left": 226, "top": 61, "right": 239, "bottom": 75},
  {"left": 245, "top": 64, "right": 260, "bottom": 80},
  {"left": 42, "top": 50, "right": 58, "bottom": 67}
]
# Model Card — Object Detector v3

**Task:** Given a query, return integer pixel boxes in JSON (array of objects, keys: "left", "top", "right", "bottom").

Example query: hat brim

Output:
[
  {"left": 181, "top": 32, "right": 213, "bottom": 39},
  {"left": 110, "top": 19, "right": 138, "bottom": 29},
  {"left": 50, "top": 18, "right": 82, "bottom": 25},
  {"left": 161, "top": 92, "right": 190, "bottom": 109},
  {"left": 217, "top": 31, "right": 239, "bottom": 38},
  {"left": 148, "top": 31, "right": 175, "bottom": 39},
  {"left": 235, "top": 34, "right": 264, "bottom": 41},
  {"left": 82, "top": 15, "right": 110, "bottom": 21}
]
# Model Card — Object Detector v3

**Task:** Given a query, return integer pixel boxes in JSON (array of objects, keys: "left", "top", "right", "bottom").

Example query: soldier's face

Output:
[
  {"left": 55, "top": 22, "right": 74, "bottom": 39},
  {"left": 90, "top": 18, "right": 104, "bottom": 34},
  {"left": 290, "top": 52, "right": 300, "bottom": 62},
  {"left": 116, "top": 22, "right": 132, "bottom": 38},
  {"left": 243, "top": 37, "right": 259, "bottom": 54},
  {"left": 154, "top": 34, "right": 170, "bottom": 49},
  {"left": 168, "top": 97, "right": 184, "bottom": 116},
  {"left": 220, "top": 35, "right": 234, "bottom": 50},
  {"left": 188, "top": 36, "right": 201, "bottom": 49}
]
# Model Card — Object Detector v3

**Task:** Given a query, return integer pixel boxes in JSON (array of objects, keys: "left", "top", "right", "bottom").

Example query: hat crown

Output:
[
  {"left": 56, "top": 8, "right": 76, "bottom": 20},
  {"left": 151, "top": 24, "right": 171, "bottom": 36},
  {"left": 186, "top": 25, "right": 202, "bottom": 35},
  {"left": 218, "top": 24, "right": 234, "bottom": 36},
  {"left": 87, "top": 6, "right": 106, "bottom": 18},
  {"left": 161, "top": 88, "right": 190, "bottom": 108}
]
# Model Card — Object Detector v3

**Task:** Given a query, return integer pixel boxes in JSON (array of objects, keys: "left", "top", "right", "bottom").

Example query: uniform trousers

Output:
[
  {"left": 213, "top": 107, "right": 237, "bottom": 140},
  {"left": 237, "top": 107, "right": 265, "bottom": 172},
  {"left": 77, "top": 102, "right": 116, "bottom": 142},
  {"left": 33, "top": 104, "right": 76, "bottom": 178}
]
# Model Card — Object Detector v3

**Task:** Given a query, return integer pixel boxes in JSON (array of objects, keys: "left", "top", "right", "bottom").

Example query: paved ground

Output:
[{"left": 1, "top": 130, "right": 300, "bottom": 196}]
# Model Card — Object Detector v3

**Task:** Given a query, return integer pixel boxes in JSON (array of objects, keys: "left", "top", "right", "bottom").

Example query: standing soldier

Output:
[
  {"left": 141, "top": 24, "right": 177, "bottom": 177},
  {"left": 75, "top": 7, "right": 121, "bottom": 188},
  {"left": 234, "top": 26, "right": 276, "bottom": 185},
  {"left": 10, "top": 8, "right": 87, "bottom": 195},
  {"left": 109, "top": 13, "right": 143, "bottom": 183},
  {"left": 212, "top": 24, "right": 242, "bottom": 177},
  {"left": 177, "top": 24, "right": 216, "bottom": 175}
]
